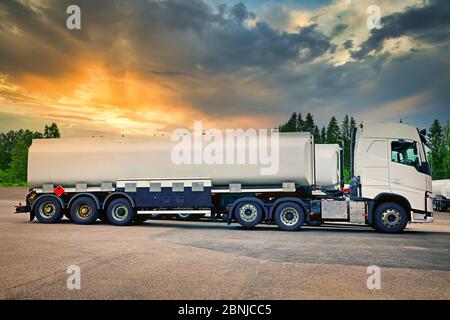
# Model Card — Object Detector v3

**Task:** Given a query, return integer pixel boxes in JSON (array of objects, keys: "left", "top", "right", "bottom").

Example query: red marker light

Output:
[{"left": 54, "top": 185, "right": 65, "bottom": 197}]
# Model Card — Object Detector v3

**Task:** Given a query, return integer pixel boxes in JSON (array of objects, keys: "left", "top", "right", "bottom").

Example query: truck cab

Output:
[{"left": 352, "top": 121, "right": 433, "bottom": 226}]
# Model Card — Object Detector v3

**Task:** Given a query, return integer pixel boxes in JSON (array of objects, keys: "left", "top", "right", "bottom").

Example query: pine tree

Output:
[
  {"left": 279, "top": 112, "right": 298, "bottom": 132},
  {"left": 313, "top": 125, "right": 321, "bottom": 143},
  {"left": 320, "top": 126, "right": 327, "bottom": 144},
  {"left": 340, "top": 115, "right": 351, "bottom": 177},
  {"left": 428, "top": 119, "right": 445, "bottom": 179},
  {"left": 444, "top": 121, "right": 450, "bottom": 178},
  {"left": 326, "top": 116, "right": 340, "bottom": 143},
  {"left": 297, "top": 113, "right": 304, "bottom": 132},
  {"left": 304, "top": 112, "right": 315, "bottom": 133}
]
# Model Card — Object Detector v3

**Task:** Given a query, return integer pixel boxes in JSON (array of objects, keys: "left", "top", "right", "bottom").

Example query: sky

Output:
[{"left": 0, "top": 0, "right": 449, "bottom": 137}]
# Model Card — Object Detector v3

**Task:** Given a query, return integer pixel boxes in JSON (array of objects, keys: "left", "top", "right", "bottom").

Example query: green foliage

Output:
[
  {"left": 326, "top": 116, "right": 340, "bottom": 144},
  {"left": 427, "top": 119, "right": 449, "bottom": 180},
  {"left": 0, "top": 123, "right": 61, "bottom": 186}
]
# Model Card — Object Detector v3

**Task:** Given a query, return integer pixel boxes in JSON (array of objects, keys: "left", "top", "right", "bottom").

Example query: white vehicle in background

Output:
[
  {"left": 433, "top": 179, "right": 450, "bottom": 212},
  {"left": 16, "top": 121, "right": 433, "bottom": 233}
]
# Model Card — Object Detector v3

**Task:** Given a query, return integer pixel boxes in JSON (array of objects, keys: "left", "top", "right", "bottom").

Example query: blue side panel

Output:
[{"left": 117, "top": 187, "right": 211, "bottom": 208}]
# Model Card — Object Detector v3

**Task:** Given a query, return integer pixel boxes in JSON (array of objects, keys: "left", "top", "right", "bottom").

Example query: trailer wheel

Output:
[
  {"left": 34, "top": 197, "right": 63, "bottom": 223},
  {"left": 274, "top": 202, "right": 305, "bottom": 231},
  {"left": 373, "top": 202, "right": 408, "bottom": 233},
  {"left": 70, "top": 197, "right": 99, "bottom": 224},
  {"left": 107, "top": 198, "right": 135, "bottom": 226},
  {"left": 235, "top": 201, "right": 263, "bottom": 229}
]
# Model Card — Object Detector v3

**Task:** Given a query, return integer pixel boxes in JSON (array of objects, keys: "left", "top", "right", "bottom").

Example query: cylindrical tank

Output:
[
  {"left": 28, "top": 132, "right": 316, "bottom": 188},
  {"left": 315, "top": 144, "right": 341, "bottom": 189},
  {"left": 433, "top": 180, "right": 450, "bottom": 198}
]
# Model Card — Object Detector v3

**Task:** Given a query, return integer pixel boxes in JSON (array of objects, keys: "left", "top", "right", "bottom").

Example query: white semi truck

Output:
[
  {"left": 432, "top": 179, "right": 450, "bottom": 212},
  {"left": 15, "top": 121, "right": 433, "bottom": 233}
]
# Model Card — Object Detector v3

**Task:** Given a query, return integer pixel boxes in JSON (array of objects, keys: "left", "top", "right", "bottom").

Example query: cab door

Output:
[{"left": 389, "top": 139, "right": 427, "bottom": 212}]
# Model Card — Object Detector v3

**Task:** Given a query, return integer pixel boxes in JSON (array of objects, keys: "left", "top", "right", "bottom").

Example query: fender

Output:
[
  {"left": 270, "top": 197, "right": 308, "bottom": 222},
  {"left": 102, "top": 192, "right": 136, "bottom": 210},
  {"left": 30, "top": 194, "right": 65, "bottom": 211},
  {"left": 227, "top": 197, "right": 267, "bottom": 224},
  {"left": 373, "top": 193, "right": 412, "bottom": 211},
  {"left": 67, "top": 193, "right": 101, "bottom": 209}
]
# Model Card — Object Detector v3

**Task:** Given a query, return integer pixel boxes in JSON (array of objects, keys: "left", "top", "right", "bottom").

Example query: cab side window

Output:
[{"left": 391, "top": 140, "right": 419, "bottom": 169}]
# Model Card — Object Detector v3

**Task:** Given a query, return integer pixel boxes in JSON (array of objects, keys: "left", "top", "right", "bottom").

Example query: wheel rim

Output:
[
  {"left": 40, "top": 202, "right": 56, "bottom": 218},
  {"left": 113, "top": 204, "right": 128, "bottom": 221},
  {"left": 77, "top": 203, "right": 93, "bottom": 219},
  {"left": 178, "top": 213, "right": 190, "bottom": 218},
  {"left": 381, "top": 208, "right": 401, "bottom": 228},
  {"left": 239, "top": 203, "right": 258, "bottom": 222},
  {"left": 280, "top": 207, "right": 299, "bottom": 226}
]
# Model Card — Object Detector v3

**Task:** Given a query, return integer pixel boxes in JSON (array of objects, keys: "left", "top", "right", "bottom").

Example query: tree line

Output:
[
  {"left": 0, "top": 123, "right": 60, "bottom": 186},
  {"left": 279, "top": 113, "right": 449, "bottom": 181}
]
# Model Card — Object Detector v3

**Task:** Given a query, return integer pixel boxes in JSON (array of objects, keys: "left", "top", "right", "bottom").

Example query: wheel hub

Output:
[
  {"left": 41, "top": 203, "right": 55, "bottom": 217},
  {"left": 113, "top": 205, "right": 128, "bottom": 221},
  {"left": 280, "top": 207, "right": 299, "bottom": 226},
  {"left": 77, "top": 204, "right": 92, "bottom": 219},
  {"left": 381, "top": 209, "right": 401, "bottom": 228},
  {"left": 239, "top": 204, "right": 257, "bottom": 222}
]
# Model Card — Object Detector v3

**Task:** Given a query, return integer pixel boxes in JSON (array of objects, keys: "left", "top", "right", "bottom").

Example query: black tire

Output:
[
  {"left": 134, "top": 215, "right": 150, "bottom": 225},
  {"left": 175, "top": 213, "right": 205, "bottom": 221},
  {"left": 274, "top": 202, "right": 305, "bottom": 231},
  {"left": 70, "top": 197, "right": 99, "bottom": 225},
  {"left": 107, "top": 198, "right": 135, "bottom": 226},
  {"left": 34, "top": 196, "right": 63, "bottom": 223},
  {"left": 234, "top": 201, "right": 264, "bottom": 229},
  {"left": 373, "top": 202, "right": 408, "bottom": 233}
]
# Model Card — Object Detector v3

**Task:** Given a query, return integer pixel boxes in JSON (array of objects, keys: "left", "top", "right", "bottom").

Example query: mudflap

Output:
[{"left": 30, "top": 211, "right": 35, "bottom": 221}]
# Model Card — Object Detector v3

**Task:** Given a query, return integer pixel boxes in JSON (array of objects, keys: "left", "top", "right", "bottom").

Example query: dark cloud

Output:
[
  {"left": 343, "top": 39, "right": 353, "bottom": 49},
  {"left": 352, "top": 0, "right": 450, "bottom": 59},
  {"left": 0, "top": 0, "right": 334, "bottom": 78},
  {"left": 330, "top": 23, "right": 348, "bottom": 37}
]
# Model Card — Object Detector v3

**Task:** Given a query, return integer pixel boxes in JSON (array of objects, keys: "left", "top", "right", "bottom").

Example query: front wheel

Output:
[
  {"left": 274, "top": 202, "right": 305, "bottom": 231},
  {"left": 373, "top": 202, "right": 408, "bottom": 233},
  {"left": 107, "top": 198, "right": 135, "bottom": 226}
]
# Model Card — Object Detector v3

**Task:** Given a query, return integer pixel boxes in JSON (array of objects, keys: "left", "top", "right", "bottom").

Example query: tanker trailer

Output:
[
  {"left": 15, "top": 121, "right": 434, "bottom": 233},
  {"left": 432, "top": 179, "right": 450, "bottom": 212}
]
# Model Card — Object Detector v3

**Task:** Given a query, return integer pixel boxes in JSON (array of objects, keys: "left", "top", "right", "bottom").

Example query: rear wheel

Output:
[
  {"left": 274, "top": 202, "right": 305, "bottom": 231},
  {"left": 373, "top": 202, "right": 408, "bottom": 233},
  {"left": 234, "top": 201, "right": 263, "bottom": 229},
  {"left": 34, "top": 197, "right": 63, "bottom": 223},
  {"left": 107, "top": 198, "right": 135, "bottom": 226},
  {"left": 70, "top": 197, "right": 99, "bottom": 225}
]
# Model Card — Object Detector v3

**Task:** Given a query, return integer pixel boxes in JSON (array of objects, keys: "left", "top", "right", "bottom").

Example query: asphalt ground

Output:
[{"left": 1, "top": 187, "right": 449, "bottom": 299}]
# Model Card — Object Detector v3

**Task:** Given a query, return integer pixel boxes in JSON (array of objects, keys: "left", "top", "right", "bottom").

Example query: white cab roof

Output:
[{"left": 360, "top": 121, "right": 420, "bottom": 141}]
